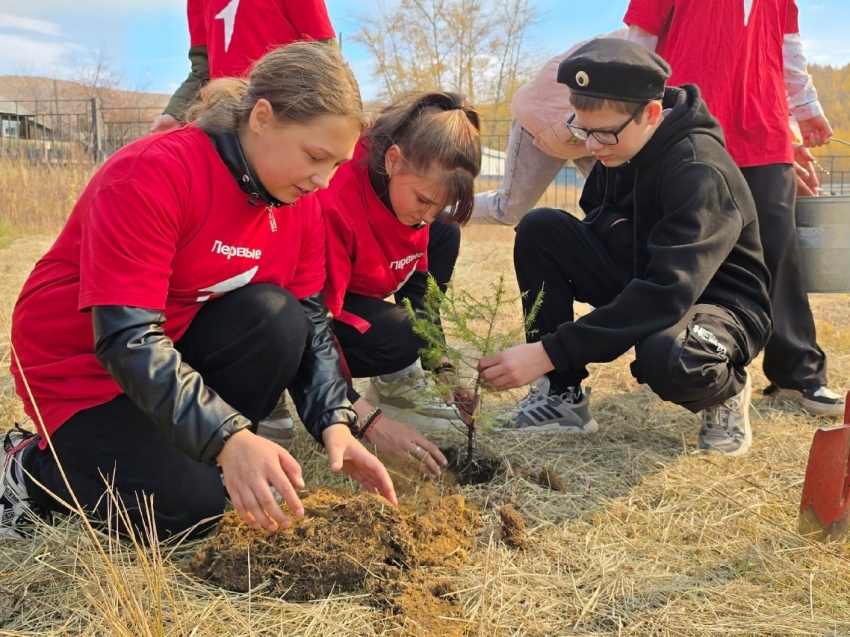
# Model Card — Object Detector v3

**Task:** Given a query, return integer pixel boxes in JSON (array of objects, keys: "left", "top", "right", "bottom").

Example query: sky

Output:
[{"left": 0, "top": 0, "right": 848, "bottom": 101}]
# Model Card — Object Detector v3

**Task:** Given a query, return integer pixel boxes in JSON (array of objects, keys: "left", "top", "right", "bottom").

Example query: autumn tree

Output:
[{"left": 352, "top": 0, "right": 538, "bottom": 132}]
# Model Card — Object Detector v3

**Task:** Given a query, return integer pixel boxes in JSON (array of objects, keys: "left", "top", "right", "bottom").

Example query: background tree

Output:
[
  {"left": 808, "top": 63, "right": 850, "bottom": 189},
  {"left": 352, "top": 0, "right": 539, "bottom": 140}
]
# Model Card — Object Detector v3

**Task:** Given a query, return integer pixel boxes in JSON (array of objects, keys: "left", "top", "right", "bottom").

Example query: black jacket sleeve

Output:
[
  {"left": 288, "top": 292, "right": 359, "bottom": 443},
  {"left": 92, "top": 305, "right": 251, "bottom": 465}
]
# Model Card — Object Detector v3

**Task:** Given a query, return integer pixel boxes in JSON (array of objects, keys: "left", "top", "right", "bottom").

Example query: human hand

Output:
[
  {"left": 478, "top": 341, "right": 555, "bottom": 391},
  {"left": 798, "top": 114, "right": 833, "bottom": 148},
  {"left": 217, "top": 428, "right": 305, "bottom": 532},
  {"left": 363, "top": 416, "right": 447, "bottom": 478},
  {"left": 149, "top": 114, "right": 182, "bottom": 134},
  {"left": 794, "top": 145, "right": 819, "bottom": 196},
  {"left": 322, "top": 424, "right": 398, "bottom": 505},
  {"left": 434, "top": 367, "right": 480, "bottom": 428}
]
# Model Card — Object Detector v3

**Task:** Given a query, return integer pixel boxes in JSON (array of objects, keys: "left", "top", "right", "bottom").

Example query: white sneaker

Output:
[
  {"left": 1, "top": 426, "right": 40, "bottom": 539},
  {"left": 257, "top": 396, "right": 296, "bottom": 445},
  {"left": 364, "top": 361, "right": 462, "bottom": 431}
]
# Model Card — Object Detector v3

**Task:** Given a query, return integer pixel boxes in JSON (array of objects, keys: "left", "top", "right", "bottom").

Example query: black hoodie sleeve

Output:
[
  {"left": 92, "top": 305, "right": 252, "bottom": 465},
  {"left": 287, "top": 292, "right": 359, "bottom": 443},
  {"left": 541, "top": 160, "right": 744, "bottom": 373}
]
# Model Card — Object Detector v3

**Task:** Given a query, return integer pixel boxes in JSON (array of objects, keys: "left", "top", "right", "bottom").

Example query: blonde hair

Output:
[
  {"left": 366, "top": 92, "right": 481, "bottom": 225},
  {"left": 186, "top": 41, "right": 367, "bottom": 132}
]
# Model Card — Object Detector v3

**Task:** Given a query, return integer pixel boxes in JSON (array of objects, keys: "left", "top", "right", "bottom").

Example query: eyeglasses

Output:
[{"left": 565, "top": 103, "right": 647, "bottom": 146}]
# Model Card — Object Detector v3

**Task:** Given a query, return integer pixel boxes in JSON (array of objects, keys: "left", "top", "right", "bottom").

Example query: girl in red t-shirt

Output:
[
  {"left": 2, "top": 43, "right": 397, "bottom": 542},
  {"left": 319, "top": 92, "right": 482, "bottom": 474}
]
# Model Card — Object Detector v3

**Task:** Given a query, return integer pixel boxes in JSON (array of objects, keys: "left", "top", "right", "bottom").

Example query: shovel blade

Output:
[{"left": 798, "top": 398, "right": 850, "bottom": 541}]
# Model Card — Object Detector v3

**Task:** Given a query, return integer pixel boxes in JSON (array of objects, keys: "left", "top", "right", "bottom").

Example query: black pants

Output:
[
  {"left": 22, "top": 284, "right": 311, "bottom": 539},
  {"left": 741, "top": 163, "right": 827, "bottom": 390},
  {"left": 514, "top": 207, "right": 758, "bottom": 413},
  {"left": 333, "top": 217, "right": 461, "bottom": 402}
]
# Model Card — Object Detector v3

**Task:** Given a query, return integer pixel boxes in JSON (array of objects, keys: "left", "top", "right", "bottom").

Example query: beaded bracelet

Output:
[{"left": 357, "top": 407, "right": 384, "bottom": 440}]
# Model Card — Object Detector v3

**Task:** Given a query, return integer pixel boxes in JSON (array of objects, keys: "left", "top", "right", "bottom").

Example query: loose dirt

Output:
[{"left": 190, "top": 482, "right": 482, "bottom": 636}]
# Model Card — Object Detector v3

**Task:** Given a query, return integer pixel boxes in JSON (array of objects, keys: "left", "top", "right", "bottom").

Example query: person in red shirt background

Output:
[
  {"left": 151, "top": 0, "right": 337, "bottom": 133},
  {"left": 1, "top": 43, "right": 396, "bottom": 542},
  {"left": 320, "top": 91, "right": 482, "bottom": 475},
  {"left": 624, "top": 0, "right": 843, "bottom": 417}
]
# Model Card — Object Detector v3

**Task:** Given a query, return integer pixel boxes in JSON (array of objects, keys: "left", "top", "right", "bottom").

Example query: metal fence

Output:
[
  {"left": 812, "top": 153, "right": 850, "bottom": 196},
  {"left": 477, "top": 120, "right": 586, "bottom": 213},
  {"left": 0, "top": 98, "right": 163, "bottom": 163},
  {"left": 1, "top": 98, "right": 847, "bottom": 209}
]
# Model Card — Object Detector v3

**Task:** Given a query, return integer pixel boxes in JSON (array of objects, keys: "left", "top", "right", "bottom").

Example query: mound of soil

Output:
[{"left": 190, "top": 483, "right": 481, "bottom": 635}]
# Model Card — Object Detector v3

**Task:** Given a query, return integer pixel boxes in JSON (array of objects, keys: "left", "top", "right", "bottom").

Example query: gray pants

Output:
[{"left": 471, "top": 120, "right": 594, "bottom": 226}]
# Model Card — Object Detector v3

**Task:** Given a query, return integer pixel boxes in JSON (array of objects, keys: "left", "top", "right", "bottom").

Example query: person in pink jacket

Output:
[{"left": 470, "top": 29, "right": 628, "bottom": 225}]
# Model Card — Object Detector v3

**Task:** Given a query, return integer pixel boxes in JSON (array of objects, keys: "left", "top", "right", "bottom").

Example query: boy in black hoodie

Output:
[{"left": 477, "top": 38, "right": 772, "bottom": 456}]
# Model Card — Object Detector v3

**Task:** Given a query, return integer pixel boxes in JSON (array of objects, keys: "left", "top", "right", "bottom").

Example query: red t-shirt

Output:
[
  {"left": 319, "top": 141, "right": 430, "bottom": 334},
  {"left": 11, "top": 125, "right": 325, "bottom": 438},
  {"left": 624, "top": 0, "right": 799, "bottom": 167},
  {"left": 188, "top": 0, "right": 336, "bottom": 79}
]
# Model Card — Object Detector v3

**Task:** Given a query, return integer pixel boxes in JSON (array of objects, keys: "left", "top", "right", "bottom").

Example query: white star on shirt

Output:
[{"left": 215, "top": 0, "right": 241, "bottom": 52}]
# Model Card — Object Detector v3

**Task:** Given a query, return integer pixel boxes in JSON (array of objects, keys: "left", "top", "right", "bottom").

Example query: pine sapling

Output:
[{"left": 404, "top": 275, "right": 542, "bottom": 469}]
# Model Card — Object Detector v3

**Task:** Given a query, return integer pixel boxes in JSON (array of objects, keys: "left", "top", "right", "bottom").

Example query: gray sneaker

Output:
[
  {"left": 698, "top": 373, "right": 753, "bottom": 456},
  {"left": 495, "top": 381, "right": 599, "bottom": 434},
  {"left": 257, "top": 395, "right": 296, "bottom": 445},
  {"left": 1, "top": 425, "right": 40, "bottom": 539}
]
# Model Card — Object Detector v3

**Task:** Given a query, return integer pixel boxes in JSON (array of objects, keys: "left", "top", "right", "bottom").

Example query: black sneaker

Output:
[
  {"left": 1, "top": 425, "right": 40, "bottom": 539},
  {"left": 764, "top": 383, "right": 845, "bottom": 417}
]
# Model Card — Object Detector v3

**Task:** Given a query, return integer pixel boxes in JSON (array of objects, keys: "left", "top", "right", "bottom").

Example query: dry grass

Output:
[
  {"left": 2, "top": 163, "right": 850, "bottom": 635},
  {"left": 0, "top": 157, "right": 94, "bottom": 237}
]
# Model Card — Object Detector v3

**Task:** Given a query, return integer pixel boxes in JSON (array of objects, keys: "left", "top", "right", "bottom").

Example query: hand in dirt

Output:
[
  {"left": 322, "top": 424, "right": 399, "bottom": 506},
  {"left": 794, "top": 145, "right": 819, "bottom": 196},
  {"left": 217, "top": 429, "right": 306, "bottom": 532},
  {"left": 363, "top": 417, "right": 447, "bottom": 478},
  {"left": 478, "top": 342, "right": 555, "bottom": 391}
]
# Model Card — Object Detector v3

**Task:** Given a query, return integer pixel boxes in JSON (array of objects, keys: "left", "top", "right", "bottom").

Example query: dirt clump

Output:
[
  {"left": 535, "top": 466, "right": 566, "bottom": 491},
  {"left": 190, "top": 483, "right": 480, "bottom": 633},
  {"left": 498, "top": 505, "right": 527, "bottom": 549},
  {"left": 372, "top": 573, "right": 464, "bottom": 636}
]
